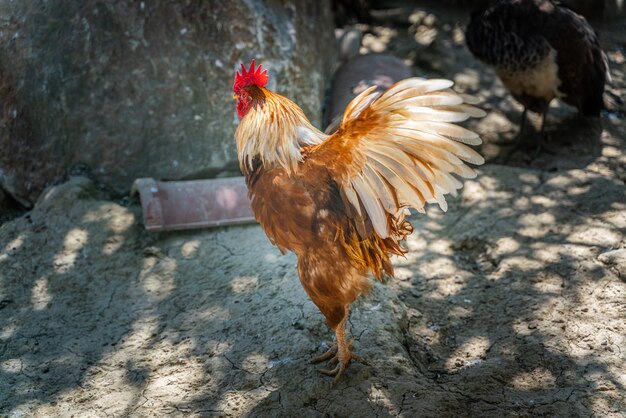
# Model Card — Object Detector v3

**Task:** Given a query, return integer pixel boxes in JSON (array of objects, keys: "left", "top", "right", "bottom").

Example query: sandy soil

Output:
[{"left": 1, "top": 3, "right": 626, "bottom": 417}]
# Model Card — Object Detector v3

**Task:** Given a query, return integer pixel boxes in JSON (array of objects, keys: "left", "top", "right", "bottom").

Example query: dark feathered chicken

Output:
[{"left": 466, "top": 0, "right": 609, "bottom": 155}]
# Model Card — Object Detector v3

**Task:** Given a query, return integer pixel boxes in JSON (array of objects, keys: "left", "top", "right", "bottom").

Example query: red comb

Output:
[{"left": 233, "top": 59, "right": 269, "bottom": 93}]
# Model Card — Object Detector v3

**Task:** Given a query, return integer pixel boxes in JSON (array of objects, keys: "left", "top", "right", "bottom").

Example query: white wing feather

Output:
[{"left": 338, "top": 77, "right": 484, "bottom": 240}]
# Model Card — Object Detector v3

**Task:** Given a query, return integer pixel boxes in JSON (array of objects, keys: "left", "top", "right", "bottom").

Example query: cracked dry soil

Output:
[
  {"left": 2, "top": 4, "right": 626, "bottom": 418},
  {"left": 1, "top": 137, "right": 625, "bottom": 417}
]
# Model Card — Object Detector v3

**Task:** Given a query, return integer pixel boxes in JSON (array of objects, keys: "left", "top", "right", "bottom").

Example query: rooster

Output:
[
  {"left": 466, "top": 0, "right": 609, "bottom": 157},
  {"left": 233, "top": 60, "right": 485, "bottom": 382}
]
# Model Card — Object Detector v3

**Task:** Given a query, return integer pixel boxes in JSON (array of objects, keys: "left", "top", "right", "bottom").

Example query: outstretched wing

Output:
[{"left": 305, "top": 78, "right": 485, "bottom": 240}]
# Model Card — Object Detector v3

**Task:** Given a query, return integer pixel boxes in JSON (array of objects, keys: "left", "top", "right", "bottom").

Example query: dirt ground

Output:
[{"left": 1, "top": 3, "right": 626, "bottom": 418}]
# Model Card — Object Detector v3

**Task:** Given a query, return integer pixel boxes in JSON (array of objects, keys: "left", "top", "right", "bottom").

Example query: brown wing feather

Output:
[
  {"left": 246, "top": 158, "right": 318, "bottom": 254},
  {"left": 305, "top": 77, "right": 485, "bottom": 243}
]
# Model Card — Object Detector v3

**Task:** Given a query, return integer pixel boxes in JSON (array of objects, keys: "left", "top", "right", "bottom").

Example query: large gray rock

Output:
[{"left": 0, "top": 0, "right": 335, "bottom": 206}]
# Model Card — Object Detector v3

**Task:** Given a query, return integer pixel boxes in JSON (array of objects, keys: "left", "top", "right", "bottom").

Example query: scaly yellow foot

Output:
[
  {"left": 319, "top": 345, "right": 364, "bottom": 384},
  {"left": 311, "top": 341, "right": 338, "bottom": 364},
  {"left": 312, "top": 321, "right": 365, "bottom": 384}
]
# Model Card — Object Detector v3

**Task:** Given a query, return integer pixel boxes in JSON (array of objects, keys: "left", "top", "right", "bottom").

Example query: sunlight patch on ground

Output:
[
  {"left": 214, "top": 388, "right": 273, "bottom": 417},
  {"left": 448, "top": 305, "right": 474, "bottom": 321},
  {"left": 83, "top": 203, "right": 135, "bottom": 234},
  {"left": 498, "top": 255, "right": 545, "bottom": 273},
  {"left": 532, "top": 273, "right": 563, "bottom": 294},
  {"left": 453, "top": 68, "right": 480, "bottom": 90},
  {"left": 0, "top": 358, "right": 21, "bottom": 373},
  {"left": 511, "top": 367, "right": 556, "bottom": 390},
  {"left": 30, "top": 276, "right": 52, "bottom": 311},
  {"left": 415, "top": 253, "right": 456, "bottom": 274},
  {"left": 590, "top": 395, "right": 624, "bottom": 417},
  {"left": 493, "top": 236, "right": 520, "bottom": 255},
  {"left": 231, "top": 276, "right": 259, "bottom": 294},
  {"left": 427, "top": 239, "right": 453, "bottom": 256},
  {"left": 530, "top": 195, "right": 557, "bottom": 208},
  {"left": 445, "top": 336, "right": 490, "bottom": 371},
  {"left": 360, "top": 26, "right": 396, "bottom": 54},
  {"left": 570, "top": 226, "right": 623, "bottom": 247},
  {"left": 34, "top": 312, "right": 205, "bottom": 416},
  {"left": 568, "top": 183, "right": 592, "bottom": 196},
  {"left": 368, "top": 384, "right": 399, "bottom": 415},
  {"left": 531, "top": 247, "right": 562, "bottom": 264},
  {"left": 140, "top": 257, "right": 177, "bottom": 300},
  {"left": 405, "top": 237, "right": 427, "bottom": 252},
  {"left": 409, "top": 10, "right": 438, "bottom": 47},
  {"left": 103, "top": 235, "right": 125, "bottom": 256},
  {"left": 392, "top": 267, "right": 413, "bottom": 281},
  {"left": 0, "top": 322, "right": 17, "bottom": 340},
  {"left": 241, "top": 353, "right": 270, "bottom": 374},
  {"left": 53, "top": 228, "right": 88, "bottom": 273},
  {"left": 428, "top": 272, "right": 463, "bottom": 299},
  {"left": 263, "top": 252, "right": 281, "bottom": 263},
  {"left": 518, "top": 212, "right": 556, "bottom": 237},
  {"left": 181, "top": 239, "right": 201, "bottom": 259},
  {"left": 0, "top": 233, "right": 26, "bottom": 263},
  {"left": 423, "top": 219, "right": 444, "bottom": 231},
  {"left": 146, "top": 358, "right": 207, "bottom": 401}
]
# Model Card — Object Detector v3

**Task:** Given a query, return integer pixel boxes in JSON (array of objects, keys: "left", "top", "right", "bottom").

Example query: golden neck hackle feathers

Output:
[{"left": 235, "top": 86, "right": 327, "bottom": 175}]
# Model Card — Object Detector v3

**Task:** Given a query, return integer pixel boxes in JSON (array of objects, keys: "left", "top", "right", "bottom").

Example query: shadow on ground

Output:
[
  {"left": 1, "top": 2, "right": 626, "bottom": 417},
  {"left": 1, "top": 159, "right": 624, "bottom": 417}
]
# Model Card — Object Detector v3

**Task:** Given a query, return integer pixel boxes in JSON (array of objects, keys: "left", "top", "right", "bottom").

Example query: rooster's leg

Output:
[
  {"left": 313, "top": 314, "right": 364, "bottom": 384},
  {"left": 311, "top": 342, "right": 338, "bottom": 363}
]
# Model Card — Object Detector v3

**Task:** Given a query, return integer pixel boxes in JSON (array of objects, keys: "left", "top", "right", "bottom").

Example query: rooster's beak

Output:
[{"left": 233, "top": 94, "right": 239, "bottom": 100}]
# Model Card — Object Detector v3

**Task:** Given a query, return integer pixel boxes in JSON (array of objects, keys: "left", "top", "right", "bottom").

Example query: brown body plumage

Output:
[
  {"left": 234, "top": 62, "right": 485, "bottom": 382},
  {"left": 244, "top": 116, "right": 412, "bottom": 328}
]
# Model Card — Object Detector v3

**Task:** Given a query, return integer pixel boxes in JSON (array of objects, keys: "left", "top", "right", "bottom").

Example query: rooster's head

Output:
[{"left": 233, "top": 59, "right": 269, "bottom": 117}]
